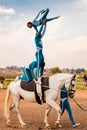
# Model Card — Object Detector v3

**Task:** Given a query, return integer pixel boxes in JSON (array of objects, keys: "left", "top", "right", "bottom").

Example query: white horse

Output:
[{"left": 4, "top": 73, "right": 76, "bottom": 128}]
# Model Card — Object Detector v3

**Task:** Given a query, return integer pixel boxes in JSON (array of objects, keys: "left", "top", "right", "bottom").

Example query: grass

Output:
[
  {"left": 1, "top": 76, "right": 87, "bottom": 90},
  {"left": 76, "top": 77, "right": 87, "bottom": 90},
  {"left": 3, "top": 77, "right": 15, "bottom": 89}
]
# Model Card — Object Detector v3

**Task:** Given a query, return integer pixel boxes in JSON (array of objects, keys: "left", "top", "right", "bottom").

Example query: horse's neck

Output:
[
  {"left": 49, "top": 74, "right": 62, "bottom": 90},
  {"left": 49, "top": 73, "right": 73, "bottom": 90},
  {"left": 52, "top": 73, "right": 73, "bottom": 80}
]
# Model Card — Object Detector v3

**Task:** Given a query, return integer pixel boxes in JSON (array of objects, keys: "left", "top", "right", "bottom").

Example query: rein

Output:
[
  {"left": 72, "top": 97, "right": 87, "bottom": 112},
  {"left": 42, "top": 85, "right": 70, "bottom": 93},
  {"left": 41, "top": 79, "right": 72, "bottom": 91}
]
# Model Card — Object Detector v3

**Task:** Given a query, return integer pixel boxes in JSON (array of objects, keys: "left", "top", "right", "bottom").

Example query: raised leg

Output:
[
  {"left": 47, "top": 100, "right": 61, "bottom": 126},
  {"left": 44, "top": 105, "right": 51, "bottom": 127}
]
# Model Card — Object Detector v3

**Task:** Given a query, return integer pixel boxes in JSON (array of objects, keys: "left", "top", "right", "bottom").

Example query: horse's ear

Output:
[{"left": 73, "top": 75, "right": 76, "bottom": 79}]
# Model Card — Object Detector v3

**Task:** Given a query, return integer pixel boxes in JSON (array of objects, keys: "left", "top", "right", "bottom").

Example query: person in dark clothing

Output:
[{"left": 83, "top": 75, "right": 87, "bottom": 86}]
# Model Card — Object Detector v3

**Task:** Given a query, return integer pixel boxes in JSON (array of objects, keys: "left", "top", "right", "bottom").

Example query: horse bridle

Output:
[
  {"left": 68, "top": 75, "right": 76, "bottom": 98},
  {"left": 68, "top": 76, "right": 87, "bottom": 112}
]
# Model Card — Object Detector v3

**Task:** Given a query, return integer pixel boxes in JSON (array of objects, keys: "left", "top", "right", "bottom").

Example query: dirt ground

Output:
[{"left": 0, "top": 90, "right": 87, "bottom": 130}]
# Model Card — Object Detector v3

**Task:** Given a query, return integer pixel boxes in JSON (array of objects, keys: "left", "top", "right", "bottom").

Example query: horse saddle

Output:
[{"left": 20, "top": 77, "right": 49, "bottom": 104}]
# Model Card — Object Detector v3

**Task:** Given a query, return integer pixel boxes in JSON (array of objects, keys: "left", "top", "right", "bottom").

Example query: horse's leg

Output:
[
  {"left": 13, "top": 96, "right": 26, "bottom": 127},
  {"left": 4, "top": 84, "right": 11, "bottom": 125},
  {"left": 47, "top": 100, "right": 61, "bottom": 126},
  {"left": 9, "top": 101, "right": 15, "bottom": 110},
  {"left": 44, "top": 104, "right": 52, "bottom": 128}
]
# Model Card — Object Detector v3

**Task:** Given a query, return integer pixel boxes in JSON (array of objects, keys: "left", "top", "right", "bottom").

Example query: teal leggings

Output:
[{"left": 60, "top": 99, "right": 76, "bottom": 125}]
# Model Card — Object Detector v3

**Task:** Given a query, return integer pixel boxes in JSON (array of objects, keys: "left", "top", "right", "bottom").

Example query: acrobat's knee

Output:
[{"left": 40, "top": 62, "right": 45, "bottom": 69}]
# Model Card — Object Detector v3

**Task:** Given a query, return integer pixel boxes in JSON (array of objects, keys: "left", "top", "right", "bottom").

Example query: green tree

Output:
[
  {"left": 51, "top": 67, "right": 62, "bottom": 74},
  {"left": 76, "top": 68, "right": 85, "bottom": 74}
]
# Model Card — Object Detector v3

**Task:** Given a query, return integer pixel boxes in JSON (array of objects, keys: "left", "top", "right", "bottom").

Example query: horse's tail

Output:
[
  {"left": 15, "top": 76, "right": 19, "bottom": 82},
  {"left": 4, "top": 82, "right": 12, "bottom": 121}
]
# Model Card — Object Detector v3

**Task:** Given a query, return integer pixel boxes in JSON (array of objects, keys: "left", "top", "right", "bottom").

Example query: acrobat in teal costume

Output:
[
  {"left": 30, "top": 8, "right": 60, "bottom": 78},
  {"left": 19, "top": 8, "right": 60, "bottom": 82},
  {"left": 32, "top": 8, "right": 60, "bottom": 32},
  {"left": 18, "top": 61, "right": 37, "bottom": 82},
  {"left": 19, "top": 23, "right": 46, "bottom": 82},
  {"left": 60, "top": 85, "right": 76, "bottom": 126},
  {"left": 34, "top": 23, "right": 46, "bottom": 77}
]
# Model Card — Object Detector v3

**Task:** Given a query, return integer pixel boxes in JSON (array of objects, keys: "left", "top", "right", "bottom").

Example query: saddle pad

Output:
[
  {"left": 20, "top": 77, "right": 49, "bottom": 92},
  {"left": 41, "top": 77, "right": 49, "bottom": 91},
  {"left": 21, "top": 80, "right": 35, "bottom": 91},
  {"left": 20, "top": 77, "right": 49, "bottom": 104}
]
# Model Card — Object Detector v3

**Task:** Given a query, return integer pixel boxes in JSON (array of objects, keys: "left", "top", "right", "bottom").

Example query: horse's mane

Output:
[{"left": 50, "top": 73, "right": 73, "bottom": 80}]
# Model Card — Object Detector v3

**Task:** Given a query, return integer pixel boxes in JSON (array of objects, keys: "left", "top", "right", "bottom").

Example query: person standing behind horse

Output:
[
  {"left": 59, "top": 85, "right": 80, "bottom": 128},
  {"left": 83, "top": 75, "right": 87, "bottom": 87}
]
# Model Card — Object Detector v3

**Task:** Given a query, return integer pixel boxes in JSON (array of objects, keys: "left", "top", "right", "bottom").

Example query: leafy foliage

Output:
[{"left": 51, "top": 67, "right": 62, "bottom": 74}]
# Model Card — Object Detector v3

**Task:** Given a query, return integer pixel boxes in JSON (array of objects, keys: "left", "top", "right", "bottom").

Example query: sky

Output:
[{"left": 0, "top": 0, "right": 87, "bottom": 69}]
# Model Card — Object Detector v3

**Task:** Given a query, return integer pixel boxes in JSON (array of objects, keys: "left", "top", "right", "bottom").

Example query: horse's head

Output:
[
  {"left": 58, "top": 73, "right": 76, "bottom": 98},
  {"left": 66, "top": 74, "right": 76, "bottom": 98}
]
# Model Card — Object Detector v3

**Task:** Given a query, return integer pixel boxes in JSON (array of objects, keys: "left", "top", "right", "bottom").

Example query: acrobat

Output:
[
  {"left": 19, "top": 8, "right": 61, "bottom": 82},
  {"left": 27, "top": 8, "right": 61, "bottom": 32}
]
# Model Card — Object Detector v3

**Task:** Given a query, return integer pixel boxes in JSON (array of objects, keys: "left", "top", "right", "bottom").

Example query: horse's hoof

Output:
[
  {"left": 55, "top": 121, "right": 60, "bottom": 125},
  {"left": 6, "top": 121, "right": 11, "bottom": 127},
  {"left": 21, "top": 123, "right": 27, "bottom": 128},
  {"left": 55, "top": 121, "right": 63, "bottom": 128},
  {"left": 45, "top": 123, "right": 50, "bottom": 128},
  {"left": 58, "top": 124, "right": 63, "bottom": 128}
]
